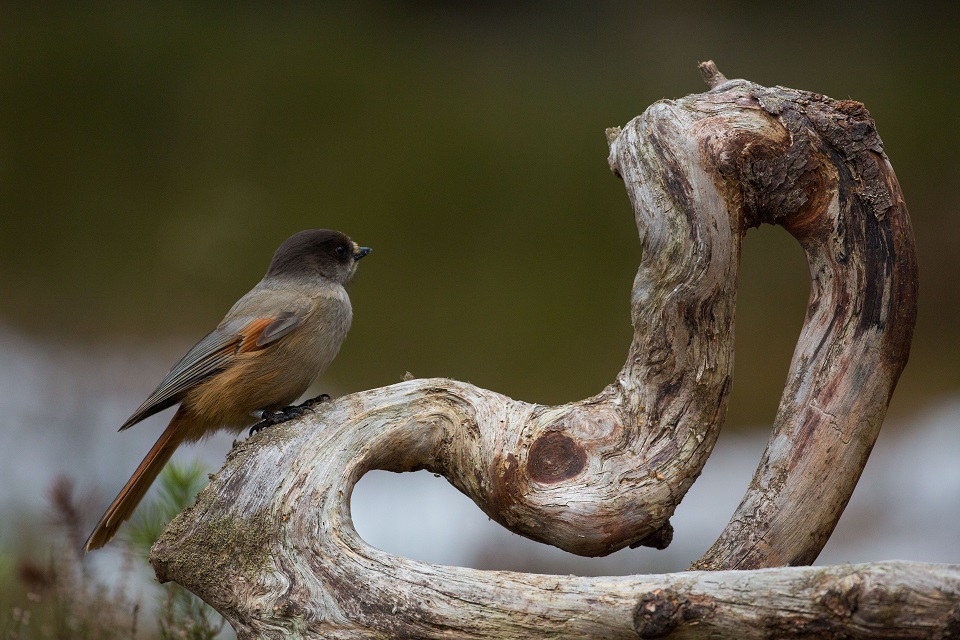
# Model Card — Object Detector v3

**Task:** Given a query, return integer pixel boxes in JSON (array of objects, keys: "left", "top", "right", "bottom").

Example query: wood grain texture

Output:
[
  {"left": 152, "top": 402, "right": 957, "bottom": 639},
  {"left": 151, "top": 64, "right": 928, "bottom": 637},
  {"left": 683, "top": 69, "right": 918, "bottom": 570}
]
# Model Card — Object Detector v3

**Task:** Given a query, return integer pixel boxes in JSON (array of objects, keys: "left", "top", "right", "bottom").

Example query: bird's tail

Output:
[{"left": 83, "top": 409, "right": 186, "bottom": 552}]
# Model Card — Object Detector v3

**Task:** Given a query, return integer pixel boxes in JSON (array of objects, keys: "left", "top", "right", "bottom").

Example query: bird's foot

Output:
[
  {"left": 297, "top": 393, "right": 331, "bottom": 410},
  {"left": 248, "top": 394, "right": 333, "bottom": 436},
  {"left": 248, "top": 412, "right": 283, "bottom": 436}
]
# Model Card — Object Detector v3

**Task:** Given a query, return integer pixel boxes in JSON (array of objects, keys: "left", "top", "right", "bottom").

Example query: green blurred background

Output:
[{"left": 1, "top": 2, "right": 956, "bottom": 431}]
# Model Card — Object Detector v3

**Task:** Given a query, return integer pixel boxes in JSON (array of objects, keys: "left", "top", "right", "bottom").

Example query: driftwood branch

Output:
[
  {"left": 688, "top": 60, "right": 918, "bottom": 569},
  {"left": 151, "top": 64, "right": 939, "bottom": 638}
]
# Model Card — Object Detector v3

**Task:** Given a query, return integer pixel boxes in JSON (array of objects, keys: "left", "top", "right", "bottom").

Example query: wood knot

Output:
[
  {"left": 819, "top": 574, "right": 862, "bottom": 619},
  {"left": 273, "top": 594, "right": 307, "bottom": 619},
  {"left": 630, "top": 520, "right": 674, "bottom": 550},
  {"left": 633, "top": 589, "right": 686, "bottom": 638},
  {"left": 943, "top": 602, "right": 960, "bottom": 639},
  {"left": 527, "top": 431, "right": 586, "bottom": 483}
]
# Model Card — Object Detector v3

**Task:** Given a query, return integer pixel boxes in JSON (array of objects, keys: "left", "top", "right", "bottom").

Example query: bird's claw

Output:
[
  {"left": 298, "top": 393, "right": 331, "bottom": 410},
  {"left": 248, "top": 394, "right": 333, "bottom": 436},
  {"left": 248, "top": 411, "right": 282, "bottom": 436}
]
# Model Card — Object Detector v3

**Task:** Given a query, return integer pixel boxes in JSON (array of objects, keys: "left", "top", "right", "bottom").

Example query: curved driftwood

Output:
[
  {"left": 152, "top": 64, "right": 927, "bottom": 637},
  {"left": 152, "top": 409, "right": 959, "bottom": 638},
  {"left": 687, "top": 61, "right": 918, "bottom": 569}
]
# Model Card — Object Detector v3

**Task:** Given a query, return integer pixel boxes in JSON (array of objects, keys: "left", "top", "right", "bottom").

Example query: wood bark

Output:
[{"left": 151, "top": 64, "right": 940, "bottom": 638}]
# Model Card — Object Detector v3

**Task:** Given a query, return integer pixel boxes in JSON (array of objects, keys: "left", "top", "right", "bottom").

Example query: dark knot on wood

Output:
[
  {"left": 633, "top": 589, "right": 688, "bottom": 638},
  {"left": 630, "top": 520, "right": 674, "bottom": 550},
  {"left": 527, "top": 431, "right": 587, "bottom": 483},
  {"left": 943, "top": 602, "right": 960, "bottom": 639}
]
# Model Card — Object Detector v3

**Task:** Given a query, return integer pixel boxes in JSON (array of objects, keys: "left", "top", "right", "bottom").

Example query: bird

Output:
[{"left": 83, "top": 229, "right": 371, "bottom": 552}]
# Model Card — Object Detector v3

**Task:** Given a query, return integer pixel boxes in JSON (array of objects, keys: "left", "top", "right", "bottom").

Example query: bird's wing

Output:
[
  {"left": 255, "top": 310, "right": 301, "bottom": 347},
  {"left": 118, "top": 311, "right": 303, "bottom": 431}
]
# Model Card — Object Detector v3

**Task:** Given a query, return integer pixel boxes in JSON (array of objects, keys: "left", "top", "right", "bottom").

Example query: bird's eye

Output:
[{"left": 335, "top": 245, "right": 346, "bottom": 256}]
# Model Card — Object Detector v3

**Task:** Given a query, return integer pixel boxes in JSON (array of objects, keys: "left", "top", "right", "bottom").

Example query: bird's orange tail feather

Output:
[{"left": 83, "top": 410, "right": 186, "bottom": 552}]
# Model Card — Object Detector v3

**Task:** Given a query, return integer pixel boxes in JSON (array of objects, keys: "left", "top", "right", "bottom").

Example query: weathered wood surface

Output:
[
  {"left": 153, "top": 411, "right": 960, "bottom": 638},
  {"left": 152, "top": 64, "right": 932, "bottom": 638},
  {"left": 687, "top": 61, "right": 918, "bottom": 570}
]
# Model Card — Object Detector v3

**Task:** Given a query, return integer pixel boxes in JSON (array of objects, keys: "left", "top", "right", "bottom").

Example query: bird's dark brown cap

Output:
[{"left": 266, "top": 229, "right": 370, "bottom": 284}]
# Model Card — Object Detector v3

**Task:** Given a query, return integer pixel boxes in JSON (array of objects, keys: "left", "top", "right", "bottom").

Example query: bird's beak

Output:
[{"left": 353, "top": 244, "right": 372, "bottom": 261}]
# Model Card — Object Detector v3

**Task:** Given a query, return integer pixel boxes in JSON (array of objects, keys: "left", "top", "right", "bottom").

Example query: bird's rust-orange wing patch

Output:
[
  {"left": 117, "top": 312, "right": 302, "bottom": 431},
  {"left": 236, "top": 317, "right": 275, "bottom": 353},
  {"left": 236, "top": 312, "right": 301, "bottom": 353}
]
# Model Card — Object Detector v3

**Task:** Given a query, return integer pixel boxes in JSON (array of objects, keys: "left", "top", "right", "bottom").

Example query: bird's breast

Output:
[{"left": 181, "top": 287, "right": 352, "bottom": 437}]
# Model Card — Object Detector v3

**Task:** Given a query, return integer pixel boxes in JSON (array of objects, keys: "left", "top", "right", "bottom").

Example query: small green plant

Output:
[{"left": 125, "top": 461, "right": 226, "bottom": 640}]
